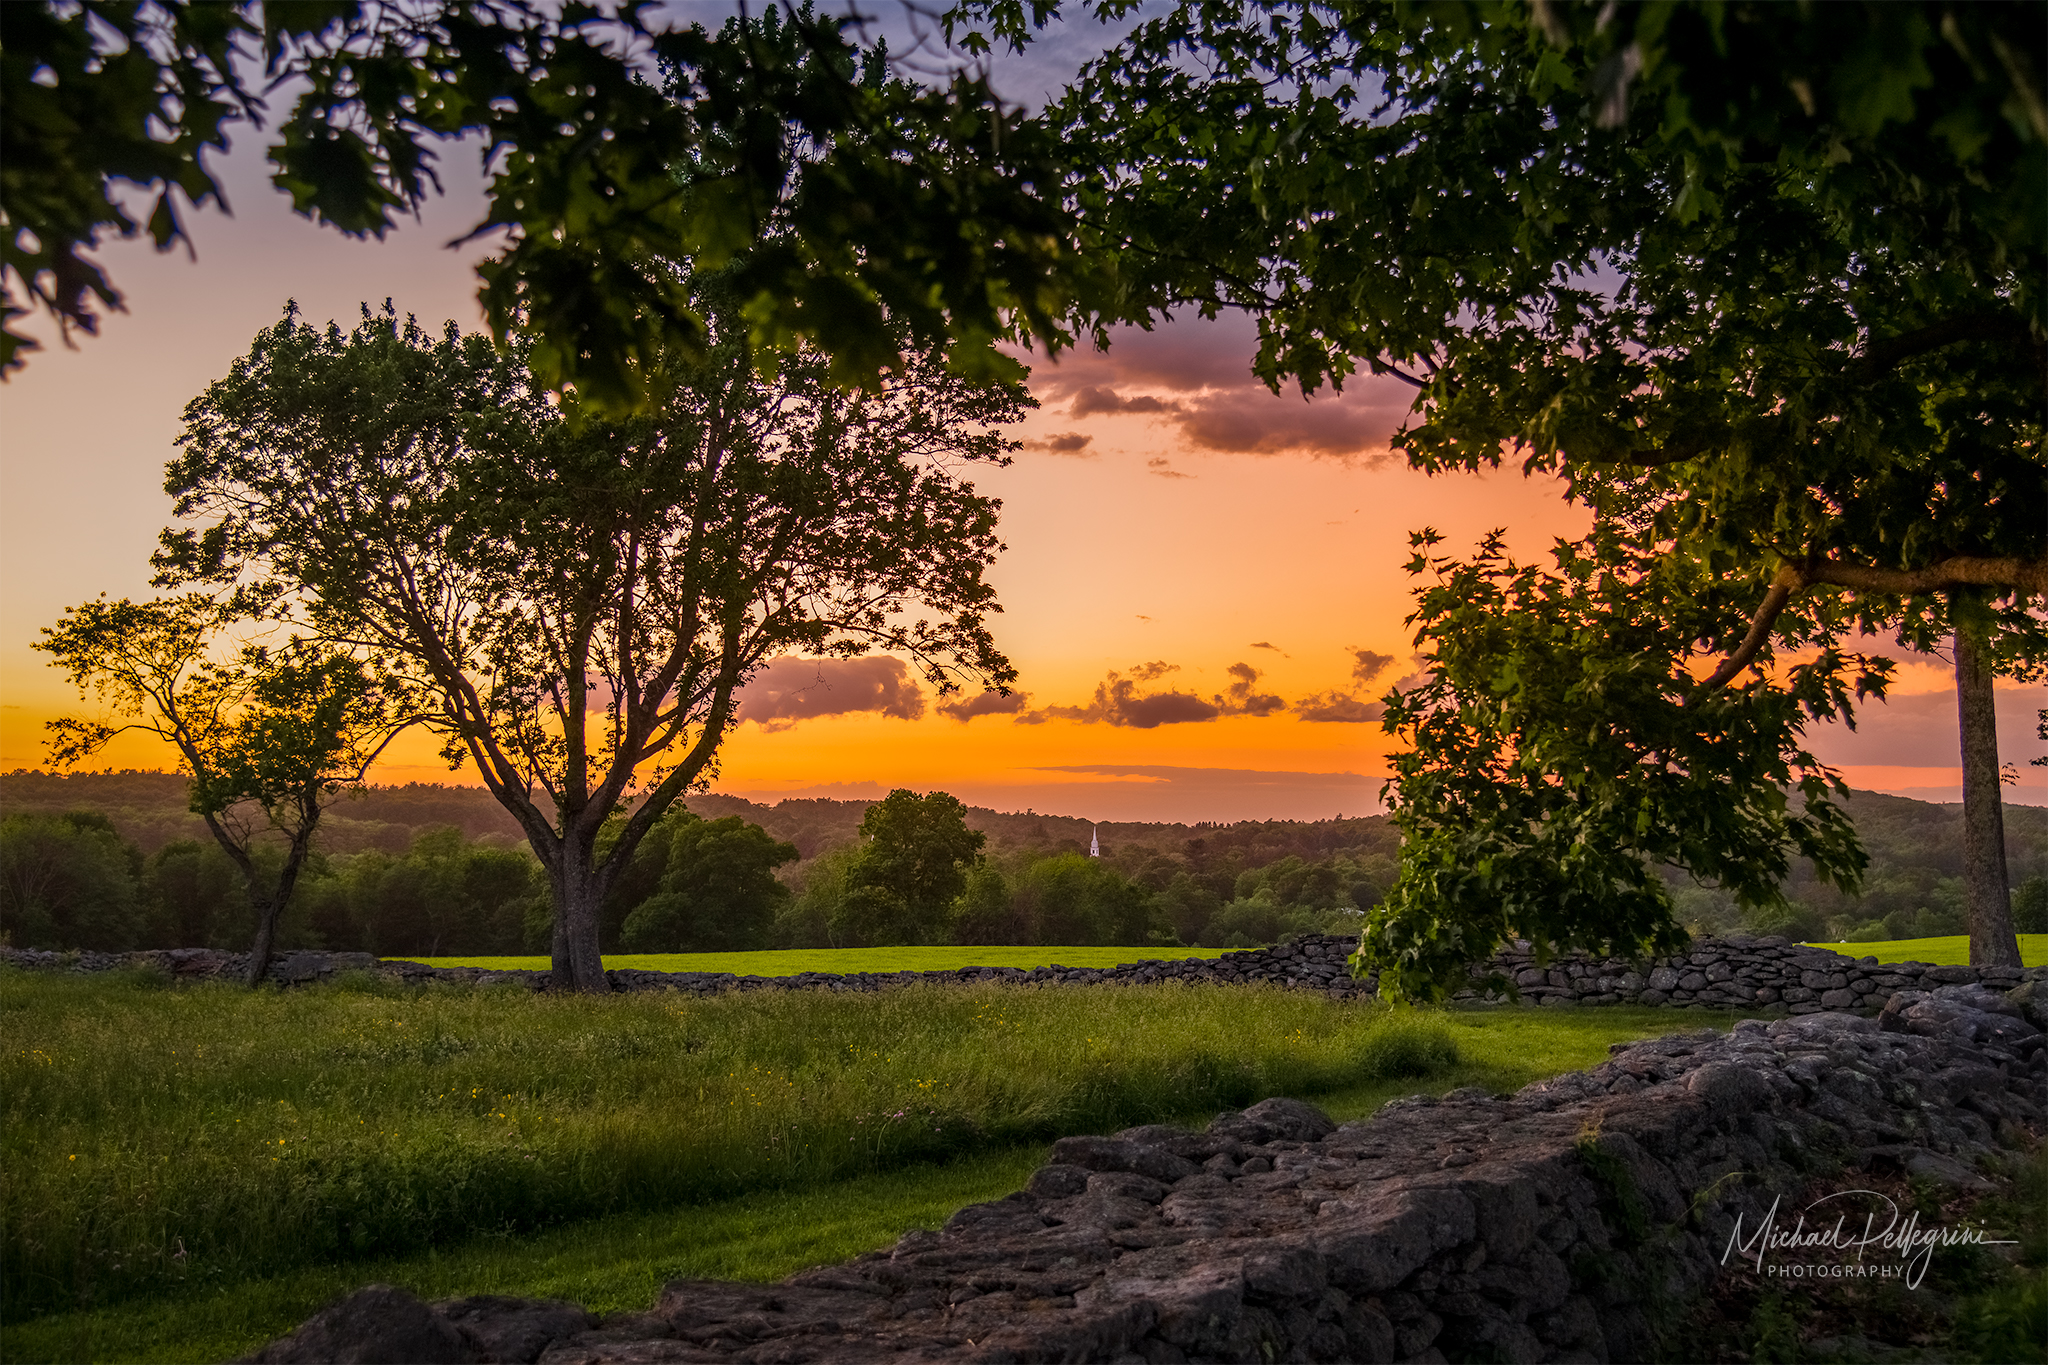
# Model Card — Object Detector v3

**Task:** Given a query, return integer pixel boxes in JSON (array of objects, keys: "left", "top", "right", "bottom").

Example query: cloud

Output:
[
  {"left": 1147, "top": 456, "right": 1193, "bottom": 479},
  {"left": 1031, "top": 432, "right": 1095, "bottom": 455},
  {"left": 1295, "top": 691, "right": 1386, "bottom": 724},
  {"left": 1022, "top": 671, "right": 1221, "bottom": 728},
  {"left": 1071, "top": 385, "right": 1179, "bottom": 417},
  {"left": 1018, "top": 660, "right": 1287, "bottom": 728},
  {"left": 734, "top": 656, "right": 926, "bottom": 731},
  {"left": 1295, "top": 650, "right": 1420, "bottom": 723},
  {"left": 937, "top": 689, "right": 1032, "bottom": 722},
  {"left": 1250, "top": 641, "right": 1282, "bottom": 653},
  {"left": 1349, "top": 648, "right": 1396, "bottom": 685},
  {"left": 1024, "top": 313, "right": 1418, "bottom": 460},
  {"left": 1220, "top": 661, "right": 1287, "bottom": 716}
]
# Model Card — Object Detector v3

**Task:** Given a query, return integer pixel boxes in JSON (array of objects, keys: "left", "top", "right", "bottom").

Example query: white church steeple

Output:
[{"left": 1089, "top": 825, "right": 1100, "bottom": 857}]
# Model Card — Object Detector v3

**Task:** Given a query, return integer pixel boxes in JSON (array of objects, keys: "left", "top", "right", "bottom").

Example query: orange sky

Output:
[{"left": 2, "top": 108, "right": 2040, "bottom": 823}]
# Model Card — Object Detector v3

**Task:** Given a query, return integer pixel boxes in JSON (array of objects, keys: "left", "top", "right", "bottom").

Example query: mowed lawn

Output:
[
  {"left": 1801, "top": 933, "right": 2048, "bottom": 967},
  {"left": 401, "top": 933, "right": 2048, "bottom": 976},
  {"left": 0, "top": 965, "right": 1753, "bottom": 1364},
  {"left": 399, "top": 945, "right": 1235, "bottom": 973}
]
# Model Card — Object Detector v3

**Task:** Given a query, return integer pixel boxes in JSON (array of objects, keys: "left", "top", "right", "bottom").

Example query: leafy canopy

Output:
[
  {"left": 2, "top": 1, "right": 1111, "bottom": 406},
  {"left": 966, "top": 0, "right": 2047, "bottom": 992}
]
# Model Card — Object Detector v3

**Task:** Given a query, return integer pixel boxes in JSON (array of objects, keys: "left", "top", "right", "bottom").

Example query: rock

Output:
[
  {"left": 437, "top": 1297, "right": 593, "bottom": 1364},
  {"left": 1904, "top": 1150, "right": 1995, "bottom": 1192},
  {"left": 242, "top": 1285, "right": 469, "bottom": 1364},
  {"left": 1049, "top": 1135, "right": 1199, "bottom": 1184},
  {"left": 2008, "top": 979, "right": 2048, "bottom": 1030}
]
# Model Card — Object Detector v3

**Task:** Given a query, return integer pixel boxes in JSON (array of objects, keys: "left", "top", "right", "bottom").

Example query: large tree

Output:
[
  {"left": 961, "top": 0, "right": 2047, "bottom": 987},
  {"left": 34, "top": 595, "right": 408, "bottom": 982},
  {"left": 158, "top": 299, "right": 1025, "bottom": 992}
]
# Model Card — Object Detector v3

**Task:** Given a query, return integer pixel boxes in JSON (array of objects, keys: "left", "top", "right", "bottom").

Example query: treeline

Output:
[
  {"left": 5, "top": 776, "right": 2045, "bottom": 955},
  {"left": 0, "top": 812, "right": 547, "bottom": 956},
  {"left": 0, "top": 788, "right": 1397, "bottom": 956},
  {"left": 1670, "top": 791, "right": 2048, "bottom": 942}
]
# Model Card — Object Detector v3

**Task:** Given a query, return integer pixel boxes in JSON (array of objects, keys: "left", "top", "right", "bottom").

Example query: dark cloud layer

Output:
[
  {"left": 1033, "top": 432, "right": 1095, "bottom": 455},
  {"left": 735, "top": 657, "right": 926, "bottom": 731}
]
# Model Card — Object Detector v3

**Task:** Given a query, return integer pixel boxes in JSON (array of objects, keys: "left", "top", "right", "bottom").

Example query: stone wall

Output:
[
  {"left": 7, "top": 933, "right": 2042, "bottom": 1013},
  {"left": 247, "top": 983, "right": 2047, "bottom": 1363}
]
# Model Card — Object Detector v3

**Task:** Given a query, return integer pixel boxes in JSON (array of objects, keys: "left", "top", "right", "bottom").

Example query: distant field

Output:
[
  {"left": 1803, "top": 933, "right": 2048, "bottom": 967},
  {"left": 403, "top": 934, "right": 2048, "bottom": 975},
  {"left": 396, "top": 945, "right": 1236, "bottom": 974}
]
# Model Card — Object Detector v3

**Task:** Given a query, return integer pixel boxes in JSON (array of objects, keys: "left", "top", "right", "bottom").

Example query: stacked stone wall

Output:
[{"left": 6, "top": 933, "right": 2040, "bottom": 1014}]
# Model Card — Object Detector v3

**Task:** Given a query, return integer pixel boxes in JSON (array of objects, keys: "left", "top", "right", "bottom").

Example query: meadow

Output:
[
  {"left": 402, "top": 932, "right": 2048, "bottom": 975},
  {"left": 0, "top": 965, "right": 1751, "bottom": 1363}
]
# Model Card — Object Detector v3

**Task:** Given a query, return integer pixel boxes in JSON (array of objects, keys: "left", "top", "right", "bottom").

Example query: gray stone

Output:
[
  {"left": 437, "top": 1297, "right": 593, "bottom": 1364},
  {"left": 242, "top": 1285, "right": 469, "bottom": 1364}
]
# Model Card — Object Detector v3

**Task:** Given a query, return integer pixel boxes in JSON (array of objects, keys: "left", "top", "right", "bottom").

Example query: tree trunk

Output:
[
  {"left": 1956, "top": 624, "right": 2021, "bottom": 968},
  {"left": 552, "top": 841, "right": 610, "bottom": 993},
  {"left": 246, "top": 895, "right": 282, "bottom": 987},
  {"left": 243, "top": 829, "right": 317, "bottom": 988}
]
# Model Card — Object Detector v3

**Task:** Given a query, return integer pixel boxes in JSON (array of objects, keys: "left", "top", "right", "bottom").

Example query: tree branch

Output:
[
  {"left": 1804, "top": 554, "right": 2048, "bottom": 598},
  {"left": 1859, "top": 312, "right": 2039, "bottom": 377},
  {"left": 1689, "top": 565, "right": 1803, "bottom": 702},
  {"left": 1688, "top": 554, "right": 2048, "bottom": 702}
]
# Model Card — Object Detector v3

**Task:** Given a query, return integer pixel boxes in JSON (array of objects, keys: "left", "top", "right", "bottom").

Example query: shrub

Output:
[{"left": 1355, "top": 1019, "right": 1460, "bottom": 1081}]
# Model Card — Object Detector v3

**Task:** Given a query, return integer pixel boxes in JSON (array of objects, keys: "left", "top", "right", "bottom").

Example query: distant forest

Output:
[{"left": 2, "top": 770, "right": 2043, "bottom": 956}]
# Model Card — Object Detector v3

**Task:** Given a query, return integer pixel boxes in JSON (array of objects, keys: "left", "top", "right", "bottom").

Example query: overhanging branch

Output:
[{"left": 1689, "top": 553, "right": 2048, "bottom": 703}]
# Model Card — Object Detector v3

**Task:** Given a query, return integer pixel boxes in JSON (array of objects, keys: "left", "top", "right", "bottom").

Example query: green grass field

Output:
[
  {"left": 404, "top": 933, "right": 2048, "bottom": 976},
  {"left": 1802, "top": 933, "right": 2048, "bottom": 966},
  {"left": 0, "top": 968, "right": 1748, "bottom": 1363},
  {"left": 398, "top": 945, "right": 1235, "bottom": 973}
]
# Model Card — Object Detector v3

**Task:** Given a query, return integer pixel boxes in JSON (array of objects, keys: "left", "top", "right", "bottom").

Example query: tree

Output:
[
  {"left": 159, "top": 301, "right": 1025, "bottom": 991},
  {"left": 34, "top": 595, "right": 411, "bottom": 982},
  {"left": 1007, "top": 851, "right": 1160, "bottom": 945},
  {"left": 2, "top": 1, "right": 1102, "bottom": 404},
  {"left": 833, "top": 789, "right": 987, "bottom": 946},
  {"left": 967, "top": 0, "right": 2044, "bottom": 989},
  {"left": 0, "top": 812, "right": 145, "bottom": 950},
  {"left": 619, "top": 810, "right": 799, "bottom": 953}
]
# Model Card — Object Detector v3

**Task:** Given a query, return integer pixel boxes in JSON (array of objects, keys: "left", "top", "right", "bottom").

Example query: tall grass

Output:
[{"left": 2, "top": 969, "right": 1451, "bottom": 1321}]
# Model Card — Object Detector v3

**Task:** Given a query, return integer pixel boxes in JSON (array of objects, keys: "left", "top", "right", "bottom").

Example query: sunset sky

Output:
[{"left": 2, "top": 10, "right": 2041, "bottom": 823}]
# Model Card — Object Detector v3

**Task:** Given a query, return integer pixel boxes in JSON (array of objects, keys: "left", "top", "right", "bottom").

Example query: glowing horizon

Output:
[{"left": 2, "top": 121, "right": 2040, "bottom": 826}]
